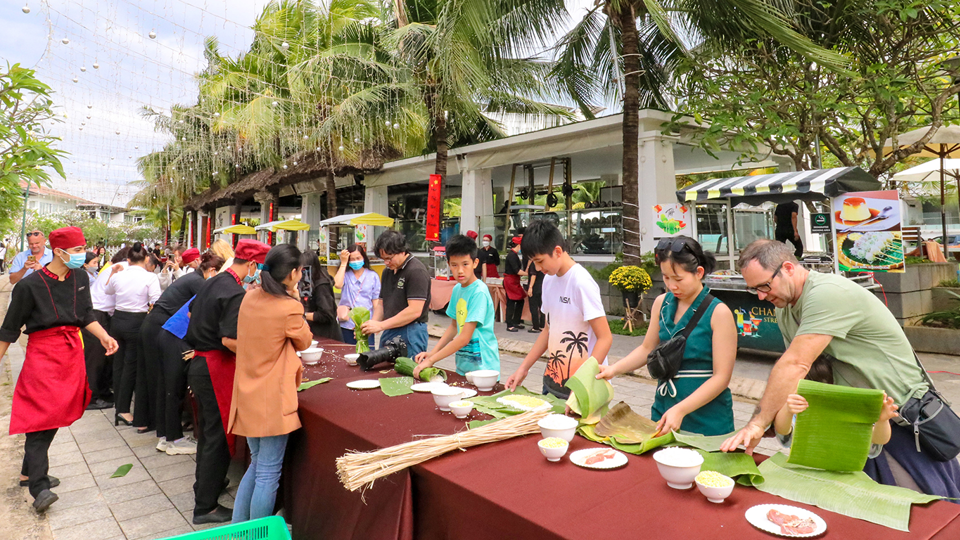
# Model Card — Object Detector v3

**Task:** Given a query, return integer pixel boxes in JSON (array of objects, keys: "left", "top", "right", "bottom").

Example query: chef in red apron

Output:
[
  {"left": 503, "top": 236, "right": 527, "bottom": 331},
  {"left": 184, "top": 238, "right": 269, "bottom": 525},
  {"left": 475, "top": 234, "right": 501, "bottom": 280},
  {"left": 0, "top": 227, "right": 117, "bottom": 513}
]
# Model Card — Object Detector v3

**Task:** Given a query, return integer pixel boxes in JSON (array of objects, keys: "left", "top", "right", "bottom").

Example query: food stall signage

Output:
[
  {"left": 831, "top": 190, "right": 905, "bottom": 273},
  {"left": 811, "top": 213, "right": 831, "bottom": 234},
  {"left": 653, "top": 203, "right": 690, "bottom": 236},
  {"left": 425, "top": 174, "right": 442, "bottom": 242}
]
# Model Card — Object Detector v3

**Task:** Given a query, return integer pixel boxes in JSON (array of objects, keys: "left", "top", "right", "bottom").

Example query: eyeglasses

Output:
[
  {"left": 746, "top": 262, "right": 783, "bottom": 295},
  {"left": 654, "top": 237, "right": 703, "bottom": 265},
  {"left": 26, "top": 231, "right": 43, "bottom": 238}
]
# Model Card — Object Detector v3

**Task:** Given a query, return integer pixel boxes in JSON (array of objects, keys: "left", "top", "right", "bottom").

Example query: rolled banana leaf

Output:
[
  {"left": 349, "top": 307, "right": 371, "bottom": 353},
  {"left": 564, "top": 357, "right": 613, "bottom": 425},
  {"left": 394, "top": 356, "right": 447, "bottom": 382}
]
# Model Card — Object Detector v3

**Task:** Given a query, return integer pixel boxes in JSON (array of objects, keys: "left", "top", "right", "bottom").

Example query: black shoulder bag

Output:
[
  {"left": 646, "top": 293, "right": 715, "bottom": 381},
  {"left": 893, "top": 352, "right": 960, "bottom": 462}
]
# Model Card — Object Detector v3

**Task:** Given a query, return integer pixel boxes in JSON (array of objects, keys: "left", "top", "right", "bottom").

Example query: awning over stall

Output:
[
  {"left": 256, "top": 218, "right": 311, "bottom": 231},
  {"left": 676, "top": 167, "right": 881, "bottom": 204},
  {"left": 318, "top": 212, "right": 395, "bottom": 227},
  {"left": 213, "top": 224, "right": 257, "bottom": 235}
]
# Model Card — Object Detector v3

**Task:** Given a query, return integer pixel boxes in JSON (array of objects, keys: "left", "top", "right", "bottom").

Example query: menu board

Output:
[{"left": 831, "top": 190, "right": 904, "bottom": 273}]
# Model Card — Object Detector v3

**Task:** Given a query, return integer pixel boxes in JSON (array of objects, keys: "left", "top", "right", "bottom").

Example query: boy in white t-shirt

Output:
[{"left": 504, "top": 220, "right": 612, "bottom": 398}]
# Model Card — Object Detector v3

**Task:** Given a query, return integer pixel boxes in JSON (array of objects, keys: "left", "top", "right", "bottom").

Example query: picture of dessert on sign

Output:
[{"left": 832, "top": 190, "right": 905, "bottom": 273}]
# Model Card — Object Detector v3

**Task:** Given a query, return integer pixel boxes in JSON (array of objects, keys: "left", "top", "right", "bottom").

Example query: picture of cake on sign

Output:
[{"left": 832, "top": 190, "right": 905, "bottom": 273}]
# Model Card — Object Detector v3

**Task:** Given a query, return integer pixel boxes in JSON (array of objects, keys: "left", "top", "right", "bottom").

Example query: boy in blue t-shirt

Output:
[{"left": 414, "top": 235, "right": 500, "bottom": 377}]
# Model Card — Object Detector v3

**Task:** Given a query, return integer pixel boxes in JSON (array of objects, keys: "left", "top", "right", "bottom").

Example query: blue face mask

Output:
[
  {"left": 243, "top": 268, "right": 260, "bottom": 284},
  {"left": 349, "top": 261, "right": 364, "bottom": 271},
  {"left": 60, "top": 250, "right": 86, "bottom": 269}
]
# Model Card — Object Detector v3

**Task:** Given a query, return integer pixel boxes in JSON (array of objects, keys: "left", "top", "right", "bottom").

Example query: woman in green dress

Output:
[{"left": 598, "top": 236, "right": 736, "bottom": 436}]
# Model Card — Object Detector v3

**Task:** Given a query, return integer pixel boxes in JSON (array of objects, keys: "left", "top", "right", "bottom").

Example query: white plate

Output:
[
  {"left": 745, "top": 504, "right": 827, "bottom": 537},
  {"left": 457, "top": 388, "right": 478, "bottom": 399},
  {"left": 411, "top": 382, "right": 448, "bottom": 393},
  {"left": 569, "top": 448, "right": 628, "bottom": 470},
  {"left": 346, "top": 379, "right": 381, "bottom": 390}
]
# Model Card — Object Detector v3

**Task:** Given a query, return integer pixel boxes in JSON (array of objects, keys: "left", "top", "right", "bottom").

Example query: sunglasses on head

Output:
[{"left": 654, "top": 237, "right": 704, "bottom": 265}]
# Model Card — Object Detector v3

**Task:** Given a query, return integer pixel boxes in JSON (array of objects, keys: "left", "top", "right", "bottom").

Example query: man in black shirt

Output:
[
  {"left": 774, "top": 201, "right": 803, "bottom": 258},
  {"left": 361, "top": 230, "right": 432, "bottom": 357},
  {"left": 185, "top": 239, "right": 269, "bottom": 525}
]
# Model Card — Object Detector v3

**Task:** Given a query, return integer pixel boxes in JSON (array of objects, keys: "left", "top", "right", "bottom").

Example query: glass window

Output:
[
  {"left": 696, "top": 204, "right": 729, "bottom": 256},
  {"left": 733, "top": 208, "right": 774, "bottom": 252}
]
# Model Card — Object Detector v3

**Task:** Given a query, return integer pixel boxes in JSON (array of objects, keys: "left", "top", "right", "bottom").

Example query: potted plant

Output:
[{"left": 609, "top": 265, "right": 653, "bottom": 309}]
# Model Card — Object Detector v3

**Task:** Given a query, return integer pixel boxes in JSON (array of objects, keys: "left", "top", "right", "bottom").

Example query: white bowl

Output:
[
  {"left": 449, "top": 400, "right": 474, "bottom": 419},
  {"left": 538, "top": 414, "right": 578, "bottom": 442},
  {"left": 653, "top": 447, "right": 704, "bottom": 489},
  {"left": 310, "top": 340, "right": 318, "bottom": 348},
  {"left": 432, "top": 387, "right": 465, "bottom": 411},
  {"left": 344, "top": 353, "right": 359, "bottom": 366},
  {"left": 537, "top": 438, "right": 569, "bottom": 462},
  {"left": 696, "top": 473, "right": 735, "bottom": 503},
  {"left": 466, "top": 370, "right": 499, "bottom": 391},
  {"left": 300, "top": 347, "right": 323, "bottom": 365}
]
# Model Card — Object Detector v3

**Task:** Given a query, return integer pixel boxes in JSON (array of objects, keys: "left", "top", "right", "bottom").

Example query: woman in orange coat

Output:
[{"left": 229, "top": 244, "right": 312, "bottom": 523}]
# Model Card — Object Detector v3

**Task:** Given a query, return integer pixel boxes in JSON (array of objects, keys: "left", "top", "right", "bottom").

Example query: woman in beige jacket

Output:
[{"left": 229, "top": 244, "right": 312, "bottom": 523}]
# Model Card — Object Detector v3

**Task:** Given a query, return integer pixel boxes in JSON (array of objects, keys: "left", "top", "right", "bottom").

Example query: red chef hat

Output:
[
  {"left": 49, "top": 227, "right": 86, "bottom": 250},
  {"left": 483, "top": 234, "right": 493, "bottom": 241},
  {"left": 511, "top": 236, "right": 522, "bottom": 245},
  {"left": 235, "top": 239, "right": 270, "bottom": 264},
  {"left": 465, "top": 230, "right": 478, "bottom": 240},
  {"left": 180, "top": 248, "right": 200, "bottom": 264}
]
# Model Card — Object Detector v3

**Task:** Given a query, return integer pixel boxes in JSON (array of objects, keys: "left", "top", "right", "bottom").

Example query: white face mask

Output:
[{"left": 482, "top": 240, "right": 490, "bottom": 247}]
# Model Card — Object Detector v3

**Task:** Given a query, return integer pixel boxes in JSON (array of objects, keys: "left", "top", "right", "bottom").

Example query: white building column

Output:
[
  {"left": 364, "top": 185, "right": 389, "bottom": 247},
  {"left": 637, "top": 132, "right": 680, "bottom": 254},
  {"left": 300, "top": 192, "right": 323, "bottom": 251},
  {"left": 460, "top": 168, "right": 494, "bottom": 235}
]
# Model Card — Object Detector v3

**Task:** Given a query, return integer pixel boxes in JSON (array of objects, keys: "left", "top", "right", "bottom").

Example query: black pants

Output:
[
  {"left": 21, "top": 428, "right": 57, "bottom": 498},
  {"left": 776, "top": 231, "right": 803, "bottom": 258},
  {"left": 136, "top": 311, "right": 166, "bottom": 430},
  {"left": 188, "top": 356, "right": 230, "bottom": 516},
  {"left": 529, "top": 291, "right": 544, "bottom": 330},
  {"left": 82, "top": 310, "right": 111, "bottom": 401},
  {"left": 157, "top": 329, "right": 190, "bottom": 441},
  {"left": 111, "top": 311, "right": 146, "bottom": 415},
  {"left": 506, "top": 298, "right": 524, "bottom": 328}
]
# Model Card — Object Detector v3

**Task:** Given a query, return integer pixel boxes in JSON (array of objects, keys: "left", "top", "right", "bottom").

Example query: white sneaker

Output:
[
  {"left": 156, "top": 437, "right": 169, "bottom": 452},
  {"left": 166, "top": 436, "right": 198, "bottom": 455}
]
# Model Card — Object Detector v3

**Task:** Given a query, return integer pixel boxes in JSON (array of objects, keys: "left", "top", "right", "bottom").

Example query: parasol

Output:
[{"left": 212, "top": 224, "right": 257, "bottom": 235}]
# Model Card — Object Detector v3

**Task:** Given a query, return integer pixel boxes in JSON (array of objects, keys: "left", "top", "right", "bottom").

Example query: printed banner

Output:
[
  {"left": 425, "top": 173, "right": 442, "bottom": 242},
  {"left": 832, "top": 190, "right": 904, "bottom": 273},
  {"left": 652, "top": 203, "right": 691, "bottom": 236}
]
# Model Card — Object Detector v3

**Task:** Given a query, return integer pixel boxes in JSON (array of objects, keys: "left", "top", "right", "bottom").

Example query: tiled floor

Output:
[{"left": 40, "top": 407, "right": 241, "bottom": 540}]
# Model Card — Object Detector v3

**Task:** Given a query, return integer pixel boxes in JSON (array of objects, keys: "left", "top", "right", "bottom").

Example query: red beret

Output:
[
  {"left": 465, "top": 230, "right": 478, "bottom": 240},
  {"left": 483, "top": 234, "right": 493, "bottom": 241},
  {"left": 180, "top": 248, "right": 200, "bottom": 264},
  {"left": 49, "top": 227, "right": 86, "bottom": 250},
  {"left": 235, "top": 239, "right": 270, "bottom": 264},
  {"left": 511, "top": 236, "right": 522, "bottom": 245}
]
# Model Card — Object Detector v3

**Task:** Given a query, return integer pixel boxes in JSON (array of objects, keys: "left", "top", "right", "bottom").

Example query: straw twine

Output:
[{"left": 337, "top": 409, "right": 551, "bottom": 492}]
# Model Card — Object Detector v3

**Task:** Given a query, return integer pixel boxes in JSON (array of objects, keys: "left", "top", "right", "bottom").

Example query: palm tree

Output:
[
  {"left": 546, "top": 350, "right": 566, "bottom": 382},
  {"left": 560, "top": 330, "right": 589, "bottom": 379},
  {"left": 551, "top": 0, "right": 845, "bottom": 263}
]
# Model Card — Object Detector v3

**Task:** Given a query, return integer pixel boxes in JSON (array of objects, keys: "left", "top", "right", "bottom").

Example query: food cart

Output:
[
  {"left": 317, "top": 212, "right": 394, "bottom": 277},
  {"left": 674, "top": 167, "right": 890, "bottom": 353}
]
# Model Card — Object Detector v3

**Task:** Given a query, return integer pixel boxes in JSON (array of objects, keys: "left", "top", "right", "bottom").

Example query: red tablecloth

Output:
[{"left": 284, "top": 338, "right": 960, "bottom": 540}]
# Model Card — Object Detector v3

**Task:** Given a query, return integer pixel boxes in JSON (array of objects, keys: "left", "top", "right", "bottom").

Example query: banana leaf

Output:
[
  {"left": 748, "top": 452, "right": 940, "bottom": 531},
  {"left": 349, "top": 307, "right": 370, "bottom": 353},
  {"left": 298, "top": 378, "right": 332, "bottom": 392},
  {"left": 379, "top": 376, "right": 415, "bottom": 397},
  {"left": 694, "top": 450, "right": 763, "bottom": 485},
  {"left": 470, "top": 387, "right": 565, "bottom": 419},
  {"left": 564, "top": 357, "right": 613, "bottom": 425},
  {"left": 594, "top": 402, "right": 658, "bottom": 443},
  {"left": 394, "top": 356, "right": 447, "bottom": 382},
  {"left": 789, "top": 379, "right": 884, "bottom": 472},
  {"left": 579, "top": 424, "right": 676, "bottom": 455}
]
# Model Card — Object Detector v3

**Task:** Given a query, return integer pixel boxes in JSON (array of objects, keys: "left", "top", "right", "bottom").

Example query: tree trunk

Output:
[
  {"left": 325, "top": 171, "right": 339, "bottom": 249},
  {"left": 617, "top": 4, "right": 641, "bottom": 264},
  {"left": 433, "top": 110, "right": 448, "bottom": 179},
  {"left": 177, "top": 210, "right": 188, "bottom": 246}
]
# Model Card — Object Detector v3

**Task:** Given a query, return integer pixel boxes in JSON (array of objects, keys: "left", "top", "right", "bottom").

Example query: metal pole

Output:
[
  {"left": 941, "top": 150, "right": 949, "bottom": 258},
  {"left": 20, "top": 186, "right": 30, "bottom": 252}
]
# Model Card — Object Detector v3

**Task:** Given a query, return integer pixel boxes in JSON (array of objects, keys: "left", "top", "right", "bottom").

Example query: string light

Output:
[{"left": 22, "top": 4, "right": 30, "bottom": 14}]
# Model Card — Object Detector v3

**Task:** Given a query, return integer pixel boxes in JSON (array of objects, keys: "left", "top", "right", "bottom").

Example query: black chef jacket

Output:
[
  {"left": 153, "top": 271, "right": 205, "bottom": 321},
  {"left": 0, "top": 267, "right": 95, "bottom": 343},
  {"left": 185, "top": 269, "right": 244, "bottom": 352}
]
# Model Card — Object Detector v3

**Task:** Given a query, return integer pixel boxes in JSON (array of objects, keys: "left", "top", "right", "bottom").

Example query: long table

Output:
[{"left": 284, "top": 338, "right": 960, "bottom": 539}]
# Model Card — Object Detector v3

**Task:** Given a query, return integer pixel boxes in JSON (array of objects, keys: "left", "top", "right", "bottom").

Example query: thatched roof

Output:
[{"left": 186, "top": 146, "right": 401, "bottom": 211}]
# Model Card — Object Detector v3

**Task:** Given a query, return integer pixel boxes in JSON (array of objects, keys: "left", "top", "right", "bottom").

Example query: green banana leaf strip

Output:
[
  {"left": 349, "top": 307, "right": 371, "bottom": 353},
  {"left": 694, "top": 450, "right": 763, "bottom": 485},
  {"left": 578, "top": 424, "right": 676, "bottom": 454},
  {"left": 379, "top": 376, "right": 416, "bottom": 397},
  {"left": 470, "top": 387, "right": 565, "bottom": 419},
  {"left": 746, "top": 453, "right": 940, "bottom": 531},
  {"left": 563, "top": 358, "right": 613, "bottom": 424},
  {"left": 789, "top": 379, "right": 884, "bottom": 472},
  {"left": 394, "top": 356, "right": 447, "bottom": 382},
  {"left": 111, "top": 464, "right": 133, "bottom": 478},
  {"left": 298, "top": 378, "right": 332, "bottom": 392},
  {"left": 673, "top": 431, "right": 738, "bottom": 453}
]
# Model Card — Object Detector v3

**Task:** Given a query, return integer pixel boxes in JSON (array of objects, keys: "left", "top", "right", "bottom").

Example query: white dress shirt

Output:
[
  {"left": 104, "top": 264, "right": 162, "bottom": 313},
  {"left": 91, "top": 261, "right": 126, "bottom": 315}
]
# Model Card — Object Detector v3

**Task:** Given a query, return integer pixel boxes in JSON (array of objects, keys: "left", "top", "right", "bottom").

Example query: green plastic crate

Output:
[{"left": 158, "top": 516, "right": 291, "bottom": 540}]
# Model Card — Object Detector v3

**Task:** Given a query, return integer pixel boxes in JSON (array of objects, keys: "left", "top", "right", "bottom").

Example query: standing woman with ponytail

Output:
[
  {"left": 229, "top": 244, "right": 312, "bottom": 522},
  {"left": 597, "top": 236, "right": 737, "bottom": 437},
  {"left": 105, "top": 242, "right": 161, "bottom": 427}
]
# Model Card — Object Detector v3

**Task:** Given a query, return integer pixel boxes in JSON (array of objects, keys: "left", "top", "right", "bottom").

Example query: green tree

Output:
[{"left": 0, "top": 64, "right": 67, "bottom": 238}]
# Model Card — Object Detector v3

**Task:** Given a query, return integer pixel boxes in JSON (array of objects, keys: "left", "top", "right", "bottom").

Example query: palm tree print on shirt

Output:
[
  {"left": 545, "top": 350, "right": 567, "bottom": 383},
  {"left": 560, "top": 331, "right": 589, "bottom": 380}
]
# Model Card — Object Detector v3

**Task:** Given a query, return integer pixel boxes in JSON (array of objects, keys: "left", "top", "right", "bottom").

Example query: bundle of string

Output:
[{"left": 336, "top": 409, "right": 550, "bottom": 492}]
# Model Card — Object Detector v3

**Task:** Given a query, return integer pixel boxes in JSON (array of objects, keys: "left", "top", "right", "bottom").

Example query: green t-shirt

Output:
[
  {"left": 445, "top": 279, "right": 500, "bottom": 376},
  {"left": 776, "top": 271, "right": 927, "bottom": 405}
]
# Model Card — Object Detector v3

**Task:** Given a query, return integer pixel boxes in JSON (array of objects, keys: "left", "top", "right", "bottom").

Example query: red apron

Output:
[
  {"left": 503, "top": 274, "right": 525, "bottom": 301},
  {"left": 11, "top": 326, "right": 91, "bottom": 435},
  {"left": 196, "top": 349, "right": 238, "bottom": 456},
  {"left": 484, "top": 264, "right": 500, "bottom": 278}
]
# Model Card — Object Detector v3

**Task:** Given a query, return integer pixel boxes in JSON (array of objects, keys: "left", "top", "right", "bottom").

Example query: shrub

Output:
[{"left": 609, "top": 265, "right": 653, "bottom": 293}]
